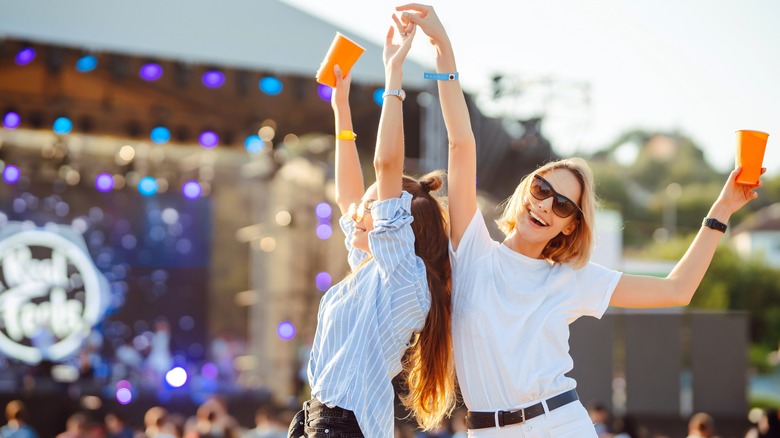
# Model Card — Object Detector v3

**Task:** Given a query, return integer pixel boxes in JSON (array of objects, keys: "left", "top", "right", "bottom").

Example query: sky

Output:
[{"left": 283, "top": 0, "right": 780, "bottom": 174}]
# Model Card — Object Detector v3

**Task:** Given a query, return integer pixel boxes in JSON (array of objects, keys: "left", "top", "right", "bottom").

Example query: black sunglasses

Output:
[{"left": 530, "top": 174, "right": 582, "bottom": 218}]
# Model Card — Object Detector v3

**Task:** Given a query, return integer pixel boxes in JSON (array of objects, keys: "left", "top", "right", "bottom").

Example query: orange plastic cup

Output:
[
  {"left": 316, "top": 32, "right": 365, "bottom": 88},
  {"left": 735, "top": 129, "right": 770, "bottom": 185}
]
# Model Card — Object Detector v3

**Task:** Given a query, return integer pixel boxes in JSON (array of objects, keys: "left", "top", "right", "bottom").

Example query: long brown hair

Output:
[{"left": 398, "top": 170, "right": 455, "bottom": 430}]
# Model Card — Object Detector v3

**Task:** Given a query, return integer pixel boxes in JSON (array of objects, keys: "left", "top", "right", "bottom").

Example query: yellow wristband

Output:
[{"left": 336, "top": 130, "right": 357, "bottom": 141}]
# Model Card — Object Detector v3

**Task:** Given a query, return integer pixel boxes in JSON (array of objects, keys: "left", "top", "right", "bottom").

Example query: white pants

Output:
[{"left": 467, "top": 400, "right": 597, "bottom": 438}]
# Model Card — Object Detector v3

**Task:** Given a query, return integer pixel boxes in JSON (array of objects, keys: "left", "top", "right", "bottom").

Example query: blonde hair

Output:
[{"left": 495, "top": 157, "right": 597, "bottom": 269}]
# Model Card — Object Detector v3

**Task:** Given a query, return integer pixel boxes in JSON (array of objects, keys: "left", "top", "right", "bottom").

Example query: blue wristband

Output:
[{"left": 424, "top": 72, "right": 459, "bottom": 81}]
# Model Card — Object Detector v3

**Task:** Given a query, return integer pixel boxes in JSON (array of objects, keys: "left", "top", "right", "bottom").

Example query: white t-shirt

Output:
[{"left": 450, "top": 210, "right": 622, "bottom": 411}]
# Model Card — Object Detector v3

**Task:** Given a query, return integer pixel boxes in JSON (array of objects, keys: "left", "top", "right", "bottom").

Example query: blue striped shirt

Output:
[{"left": 308, "top": 191, "right": 431, "bottom": 438}]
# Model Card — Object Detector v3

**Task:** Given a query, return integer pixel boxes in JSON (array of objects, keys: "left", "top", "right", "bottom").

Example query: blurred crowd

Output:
[
  {"left": 585, "top": 401, "right": 780, "bottom": 438},
  {"left": 1, "top": 398, "right": 779, "bottom": 438}
]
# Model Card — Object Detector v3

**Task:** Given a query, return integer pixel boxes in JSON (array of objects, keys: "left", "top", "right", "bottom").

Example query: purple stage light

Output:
[
  {"left": 315, "top": 272, "right": 332, "bottom": 292},
  {"left": 2, "top": 165, "right": 21, "bottom": 184},
  {"left": 140, "top": 63, "right": 163, "bottom": 81},
  {"left": 198, "top": 131, "right": 218, "bottom": 148},
  {"left": 277, "top": 321, "right": 296, "bottom": 341},
  {"left": 202, "top": 363, "right": 218, "bottom": 379},
  {"left": 15, "top": 48, "right": 36, "bottom": 65},
  {"left": 182, "top": 181, "right": 202, "bottom": 199},
  {"left": 117, "top": 380, "right": 132, "bottom": 390},
  {"left": 116, "top": 388, "right": 132, "bottom": 405},
  {"left": 95, "top": 173, "right": 114, "bottom": 192},
  {"left": 316, "top": 223, "right": 332, "bottom": 240},
  {"left": 3, "top": 112, "right": 21, "bottom": 129},
  {"left": 201, "top": 70, "right": 225, "bottom": 88},
  {"left": 315, "top": 202, "right": 332, "bottom": 220},
  {"left": 317, "top": 84, "right": 332, "bottom": 101}
]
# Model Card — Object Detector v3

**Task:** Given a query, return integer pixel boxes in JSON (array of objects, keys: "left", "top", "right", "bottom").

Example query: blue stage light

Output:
[
  {"left": 259, "top": 76, "right": 283, "bottom": 95},
  {"left": 76, "top": 55, "right": 98, "bottom": 72}
]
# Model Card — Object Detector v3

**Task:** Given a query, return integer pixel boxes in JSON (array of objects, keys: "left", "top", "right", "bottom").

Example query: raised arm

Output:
[
  {"left": 332, "top": 66, "right": 364, "bottom": 215},
  {"left": 397, "top": 4, "right": 477, "bottom": 249},
  {"left": 610, "top": 167, "right": 764, "bottom": 308},
  {"left": 374, "top": 17, "right": 416, "bottom": 201}
]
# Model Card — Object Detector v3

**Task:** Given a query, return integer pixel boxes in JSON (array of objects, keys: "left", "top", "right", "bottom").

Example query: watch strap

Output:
[
  {"left": 382, "top": 89, "right": 405, "bottom": 101},
  {"left": 424, "top": 72, "right": 459, "bottom": 81},
  {"left": 702, "top": 217, "right": 727, "bottom": 233}
]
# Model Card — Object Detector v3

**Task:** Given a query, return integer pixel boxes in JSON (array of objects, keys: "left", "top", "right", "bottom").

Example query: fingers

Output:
[
  {"left": 333, "top": 64, "right": 342, "bottom": 86},
  {"left": 385, "top": 25, "right": 394, "bottom": 44},
  {"left": 395, "top": 3, "right": 431, "bottom": 16},
  {"left": 392, "top": 13, "right": 405, "bottom": 35},
  {"left": 400, "top": 11, "right": 424, "bottom": 25}
]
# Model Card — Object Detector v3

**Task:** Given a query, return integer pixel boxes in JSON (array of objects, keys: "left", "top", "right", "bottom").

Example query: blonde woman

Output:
[{"left": 398, "top": 3, "right": 764, "bottom": 436}]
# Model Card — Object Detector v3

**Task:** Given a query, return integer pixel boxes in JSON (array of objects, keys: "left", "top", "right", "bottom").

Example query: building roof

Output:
[
  {"left": 732, "top": 203, "right": 780, "bottom": 235},
  {"left": 0, "top": 0, "right": 429, "bottom": 87}
]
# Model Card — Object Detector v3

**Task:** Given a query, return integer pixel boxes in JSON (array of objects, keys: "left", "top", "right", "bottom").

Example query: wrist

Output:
[{"left": 706, "top": 202, "right": 732, "bottom": 224}]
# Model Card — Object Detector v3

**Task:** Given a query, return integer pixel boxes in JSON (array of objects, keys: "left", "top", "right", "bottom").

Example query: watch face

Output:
[{"left": 383, "top": 89, "right": 405, "bottom": 101}]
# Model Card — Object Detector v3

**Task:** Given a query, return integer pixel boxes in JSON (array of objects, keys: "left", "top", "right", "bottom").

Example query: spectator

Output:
[
  {"left": 450, "top": 408, "right": 467, "bottom": 438},
  {"left": 588, "top": 401, "right": 612, "bottom": 437},
  {"left": 144, "top": 407, "right": 175, "bottom": 438},
  {"left": 243, "top": 404, "right": 285, "bottom": 438},
  {"left": 613, "top": 415, "right": 647, "bottom": 438},
  {"left": 745, "top": 408, "right": 780, "bottom": 438},
  {"left": 687, "top": 412, "right": 716, "bottom": 438},
  {"left": 104, "top": 413, "right": 134, "bottom": 438},
  {"left": 56, "top": 412, "right": 90, "bottom": 438},
  {"left": 0, "top": 400, "right": 39, "bottom": 438}
]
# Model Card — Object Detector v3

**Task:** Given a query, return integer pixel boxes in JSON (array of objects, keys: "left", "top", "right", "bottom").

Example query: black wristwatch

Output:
[{"left": 702, "top": 217, "right": 727, "bottom": 233}]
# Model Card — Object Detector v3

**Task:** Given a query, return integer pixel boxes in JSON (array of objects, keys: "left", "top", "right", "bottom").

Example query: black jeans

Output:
[{"left": 288, "top": 398, "right": 364, "bottom": 438}]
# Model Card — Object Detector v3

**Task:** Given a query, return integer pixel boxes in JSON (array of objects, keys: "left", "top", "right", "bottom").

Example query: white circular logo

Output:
[{"left": 0, "top": 228, "right": 107, "bottom": 364}]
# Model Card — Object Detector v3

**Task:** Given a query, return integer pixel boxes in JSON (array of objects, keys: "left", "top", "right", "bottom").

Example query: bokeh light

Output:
[
  {"left": 201, "top": 70, "right": 225, "bottom": 88},
  {"left": 277, "top": 321, "right": 296, "bottom": 341},
  {"left": 2, "top": 165, "right": 21, "bottom": 184},
  {"left": 182, "top": 181, "right": 202, "bottom": 199},
  {"left": 315, "top": 202, "right": 332, "bottom": 221},
  {"left": 259, "top": 76, "right": 283, "bottom": 95},
  {"left": 315, "top": 272, "right": 332, "bottom": 292},
  {"left": 165, "top": 367, "right": 187, "bottom": 387},
  {"left": 116, "top": 388, "right": 132, "bottom": 405},
  {"left": 15, "top": 48, "right": 36, "bottom": 65},
  {"left": 140, "top": 63, "right": 163, "bottom": 81},
  {"left": 2, "top": 112, "right": 20, "bottom": 129},
  {"left": 202, "top": 362, "right": 218, "bottom": 380},
  {"left": 244, "top": 135, "right": 264, "bottom": 153},
  {"left": 138, "top": 176, "right": 158, "bottom": 196},
  {"left": 373, "top": 88, "right": 385, "bottom": 106},
  {"left": 150, "top": 126, "right": 171, "bottom": 144},
  {"left": 317, "top": 84, "right": 332, "bottom": 101},
  {"left": 53, "top": 117, "right": 73, "bottom": 134},
  {"left": 95, "top": 173, "right": 114, "bottom": 192},
  {"left": 198, "top": 131, "right": 218, "bottom": 148},
  {"left": 76, "top": 55, "right": 98, "bottom": 72},
  {"left": 316, "top": 223, "right": 332, "bottom": 240}
]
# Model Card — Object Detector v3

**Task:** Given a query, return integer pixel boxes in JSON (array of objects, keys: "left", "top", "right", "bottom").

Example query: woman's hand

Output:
[
  {"left": 395, "top": 3, "right": 449, "bottom": 47},
  {"left": 713, "top": 167, "right": 765, "bottom": 217},
  {"left": 331, "top": 64, "right": 351, "bottom": 110},
  {"left": 383, "top": 15, "right": 416, "bottom": 71}
]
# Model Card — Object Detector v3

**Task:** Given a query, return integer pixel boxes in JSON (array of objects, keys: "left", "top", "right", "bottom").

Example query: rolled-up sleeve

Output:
[
  {"left": 368, "top": 192, "right": 417, "bottom": 280},
  {"left": 339, "top": 213, "right": 370, "bottom": 271}
]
